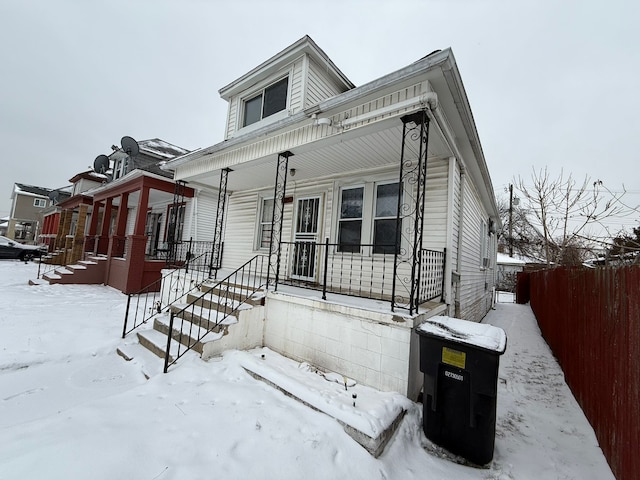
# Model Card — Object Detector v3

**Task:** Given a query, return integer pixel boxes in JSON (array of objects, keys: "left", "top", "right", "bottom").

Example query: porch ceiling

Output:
[{"left": 183, "top": 116, "right": 452, "bottom": 193}]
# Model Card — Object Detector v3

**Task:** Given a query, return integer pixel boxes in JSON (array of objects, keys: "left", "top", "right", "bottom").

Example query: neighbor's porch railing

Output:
[{"left": 277, "top": 240, "right": 445, "bottom": 306}]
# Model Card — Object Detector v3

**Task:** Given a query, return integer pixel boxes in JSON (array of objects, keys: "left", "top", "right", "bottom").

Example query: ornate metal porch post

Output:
[
  {"left": 211, "top": 168, "right": 230, "bottom": 276},
  {"left": 391, "top": 110, "right": 430, "bottom": 314},
  {"left": 266, "top": 151, "right": 293, "bottom": 290}
]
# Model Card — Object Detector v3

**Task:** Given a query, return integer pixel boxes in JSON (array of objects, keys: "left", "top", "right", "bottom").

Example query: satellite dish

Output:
[
  {"left": 93, "top": 155, "right": 110, "bottom": 174},
  {"left": 121, "top": 136, "right": 139, "bottom": 157}
]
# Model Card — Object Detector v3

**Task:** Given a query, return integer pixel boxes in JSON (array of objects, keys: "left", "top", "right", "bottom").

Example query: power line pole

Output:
[{"left": 509, "top": 184, "right": 514, "bottom": 258}]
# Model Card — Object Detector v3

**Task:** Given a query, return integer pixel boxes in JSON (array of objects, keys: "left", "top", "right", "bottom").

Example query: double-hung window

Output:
[
  {"left": 338, "top": 187, "right": 363, "bottom": 253},
  {"left": 373, "top": 182, "right": 400, "bottom": 254},
  {"left": 243, "top": 77, "right": 289, "bottom": 127},
  {"left": 337, "top": 181, "right": 401, "bottom": 254},
  {"left": 258, "top": 198, "right": 274, "bottom": 250}
]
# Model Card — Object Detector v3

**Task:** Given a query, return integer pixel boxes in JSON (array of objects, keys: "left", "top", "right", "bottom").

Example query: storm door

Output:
[{"left": 291, "top": 196, "right": 322, "bottom": 281}]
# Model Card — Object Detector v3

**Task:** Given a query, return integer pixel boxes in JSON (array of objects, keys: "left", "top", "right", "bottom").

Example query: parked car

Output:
[{"left": 0, "top": 236, "right": 47, "bottom": 261}]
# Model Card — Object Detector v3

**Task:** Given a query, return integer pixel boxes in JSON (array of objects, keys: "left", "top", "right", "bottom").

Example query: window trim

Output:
[{"left": 33, "top": 198, "right": 47, "bottom": 208}]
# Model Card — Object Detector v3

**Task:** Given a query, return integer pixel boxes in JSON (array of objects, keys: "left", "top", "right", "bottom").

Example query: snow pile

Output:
[{"left": 0, "top": 261, "right": 614, "bottom": 479}]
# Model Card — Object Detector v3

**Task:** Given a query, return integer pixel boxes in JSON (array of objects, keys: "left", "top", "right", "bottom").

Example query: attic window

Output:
[{"left": 243, "top": 77, "right": 289, "bottom": 127}]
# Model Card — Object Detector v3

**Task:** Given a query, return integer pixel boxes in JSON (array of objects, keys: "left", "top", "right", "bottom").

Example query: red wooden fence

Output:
[{"left": 528, "top": 266, "right": 640, "bottom": 480}]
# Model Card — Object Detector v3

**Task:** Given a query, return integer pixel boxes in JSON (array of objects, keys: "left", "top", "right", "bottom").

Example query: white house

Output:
[{"left": 151, "top": 36, "right": 499, "bottom": 399}]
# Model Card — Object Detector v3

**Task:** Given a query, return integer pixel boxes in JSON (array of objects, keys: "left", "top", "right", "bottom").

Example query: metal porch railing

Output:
[{"left": 277, "top": 240, "right": 445, "bottom": 306}]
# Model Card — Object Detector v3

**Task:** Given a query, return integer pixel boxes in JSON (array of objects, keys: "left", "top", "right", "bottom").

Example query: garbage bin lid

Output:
[{"left": 417, "top": 316, "right": 507, "bottom": 354}]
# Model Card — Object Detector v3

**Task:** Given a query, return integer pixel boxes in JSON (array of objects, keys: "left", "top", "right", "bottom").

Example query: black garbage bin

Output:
[{"left": 416, "top": 315, "right": 507, "bottom": 465}]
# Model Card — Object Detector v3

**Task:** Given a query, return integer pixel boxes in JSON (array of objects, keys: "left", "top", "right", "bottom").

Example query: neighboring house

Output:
[
  {"left": 7, "top": 183, "right": 69, "bottom": 243},
  {"left": 0, "top": 217, "right": 8, "bottom": 236},
  {"left": 39, "top": 138, "right": 220, "bottom": 294},
  {"left": 153, "top": 36, "right": 500, "bottom": 399},
  {"left": 496, "top": 252, "right": 525, "bottom": 292}
]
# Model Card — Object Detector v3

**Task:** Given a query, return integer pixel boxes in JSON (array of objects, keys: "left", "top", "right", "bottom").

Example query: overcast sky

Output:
[{"left": 1, "top": 0, "right": 639, "bottom": 237}]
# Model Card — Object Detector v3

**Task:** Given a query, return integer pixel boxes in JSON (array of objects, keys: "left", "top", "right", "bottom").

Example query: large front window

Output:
[{"left": 243, "top": 77, "right": 289, "bottom": 127}]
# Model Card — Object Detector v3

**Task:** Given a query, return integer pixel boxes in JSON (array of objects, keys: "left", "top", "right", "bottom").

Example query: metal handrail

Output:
[
  {"left": 121, "top": 250, "right": 212, "bottom": 338},
  {"left": 163, "top": 255, "right": 268, "bottom": 373}
]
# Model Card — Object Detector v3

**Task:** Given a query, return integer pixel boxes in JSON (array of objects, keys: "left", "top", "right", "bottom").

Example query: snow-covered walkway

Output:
[{"left": 0, "top": 261, "right": 614, "bottom": 479}]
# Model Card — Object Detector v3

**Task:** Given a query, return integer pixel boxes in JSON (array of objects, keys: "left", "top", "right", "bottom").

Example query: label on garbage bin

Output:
[{"left": 442, "top": 346, "right": 466, "bottom": 369}]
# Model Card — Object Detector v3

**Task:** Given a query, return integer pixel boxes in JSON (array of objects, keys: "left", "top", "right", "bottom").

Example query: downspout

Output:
[
  {"left": 443, "top": 156, "right": 456, "bottom": 307},
  {"left": 455, "top": 168, "right": 466, "bottom": 318}
]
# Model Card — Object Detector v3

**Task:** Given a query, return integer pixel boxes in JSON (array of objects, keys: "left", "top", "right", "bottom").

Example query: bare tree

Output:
[
  {"left": 496, "top": 193, "right": 544, "bottom": 260},
  {"left": 514, "top": 168, "right": 629, "bottom": 266}
]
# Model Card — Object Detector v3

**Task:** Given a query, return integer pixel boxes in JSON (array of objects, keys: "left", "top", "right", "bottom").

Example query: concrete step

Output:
[
  {"left": 136, "top": 329, "right": 179, "bottom": 362},
  {"left": 185, "top": 291, "right": 258, "bottom": 312},
  {"left": 153, "top": 315, "right": 224, "bottom": 353},
  {"left": 198, "top": 282, "right": 266, "bottom": 306},
  {"left": 168, "top": 303, "right": 238, "bottom": 332}
]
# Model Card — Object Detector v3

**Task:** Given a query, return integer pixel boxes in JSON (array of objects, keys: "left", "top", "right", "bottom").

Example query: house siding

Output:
[
  {"left": 304, "top": 58, "right": 349, "bottom": 109},
  {"left": 186, "top": 189, "right": 218, "bottom": 242},
  {"left": 457, "top": 177, "right": 494, "bottom": 322},
  {"left": 422, "top": 157, "right": 449, "bottom": 251}
]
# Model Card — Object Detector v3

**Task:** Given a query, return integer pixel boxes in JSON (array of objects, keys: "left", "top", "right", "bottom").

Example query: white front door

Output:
[{"left": 291, "top": 196, "right": 322, "bottom": 281}]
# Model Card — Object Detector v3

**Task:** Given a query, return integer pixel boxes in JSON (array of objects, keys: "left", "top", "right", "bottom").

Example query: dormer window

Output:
[{"left": 243, "top": 77, "right": 289, "bottom": 127}]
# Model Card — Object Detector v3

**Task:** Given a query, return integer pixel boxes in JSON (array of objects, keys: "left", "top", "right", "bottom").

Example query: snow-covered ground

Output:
[{"left": 0, "top": 261, "right": 614, "bottom": 479}]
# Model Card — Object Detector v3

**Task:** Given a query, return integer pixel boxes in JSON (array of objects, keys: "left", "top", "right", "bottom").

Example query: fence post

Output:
[{"left": 322, "top": 238, "right": 329, "bottom": 300}]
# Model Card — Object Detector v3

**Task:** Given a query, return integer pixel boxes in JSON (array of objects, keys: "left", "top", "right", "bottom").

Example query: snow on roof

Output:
[
  {"left": 497, "top": 253, "right": 527, "bottom": 266},
  {"left": 417, "top": 316, "right": 507, "bottom": 354},
  {"left": 139, "top": 138, "right": 190, "bottom": 159},
  {"left": 14, "top": 183, "right": 54, "bottom": 197}
]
